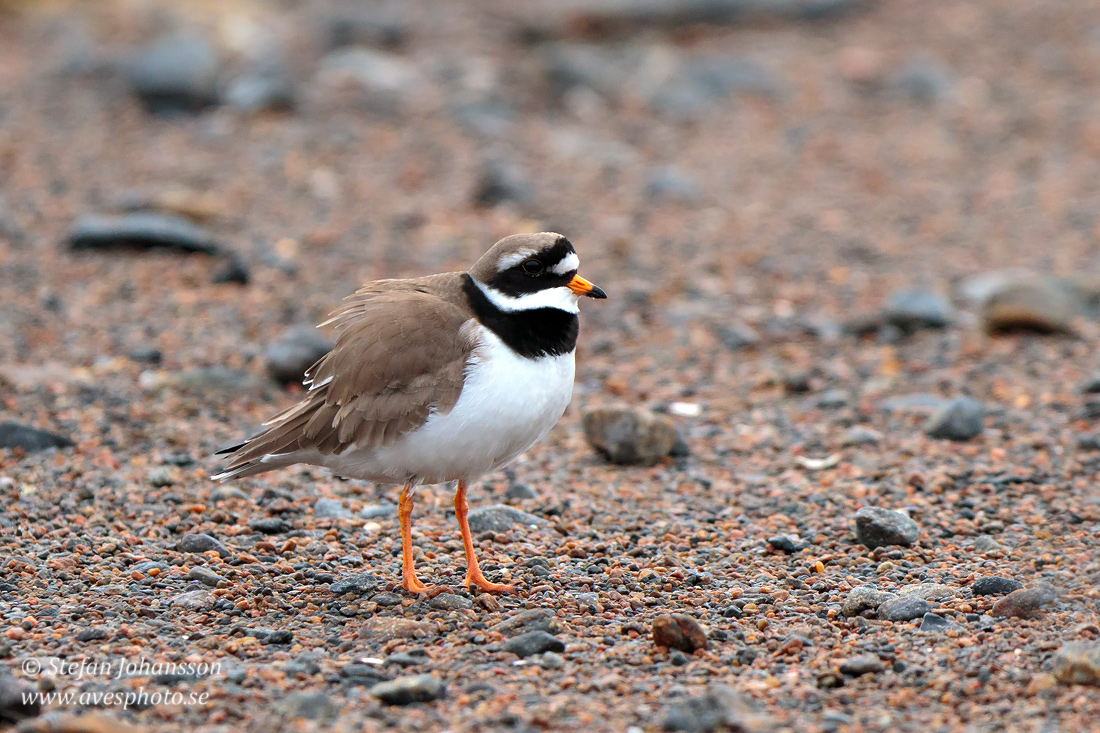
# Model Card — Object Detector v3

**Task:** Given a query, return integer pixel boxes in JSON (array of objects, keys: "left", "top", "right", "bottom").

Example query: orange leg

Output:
[
  {"left": 398, "top": 483, "right": 443, "bottom": 596},
  {"left": 454, "top": 480, "right": 515, "bottom": 593}
]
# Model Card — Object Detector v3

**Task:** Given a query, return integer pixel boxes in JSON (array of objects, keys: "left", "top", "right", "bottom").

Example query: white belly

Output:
[{"left": 317, "top": 326, "right": 575, "bottom": 484}]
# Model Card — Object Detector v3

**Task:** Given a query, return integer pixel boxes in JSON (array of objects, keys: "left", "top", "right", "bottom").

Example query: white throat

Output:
[{"left": 474, "top": 280, "right": 580, "bottom": 314}]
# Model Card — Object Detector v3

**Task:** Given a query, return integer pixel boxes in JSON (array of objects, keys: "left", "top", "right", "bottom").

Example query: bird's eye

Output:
[{"left": 521, "top": 259, "right": 544, "bottom": 275}]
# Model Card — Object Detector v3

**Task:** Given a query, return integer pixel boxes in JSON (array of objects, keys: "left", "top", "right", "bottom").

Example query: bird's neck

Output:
[{"left": 463, "top": 275, "right": 579, "bottom": 359}]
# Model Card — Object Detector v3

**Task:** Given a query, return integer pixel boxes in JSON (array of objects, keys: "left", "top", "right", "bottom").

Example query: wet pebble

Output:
[
  {"left": 249, "top": 517, "right": 290, "bottom": 535},
  {"left": 854, "top": 506, "right": 920, "bottom": 548},
  {"left": 652, "top": 613, "right": 709, "bottom": 653},
  {"left": 767, "top": 535, "right": 805, "bottom": 553},
  {"left": 582, "top": 405, "right": 677, "bottom": 465},
  {"left": 919, "top": 613, "right": 957, "bottom": 633},
  {"left": 370, "top": 674, "right": 446, "bottom": 705},
  {"left": 428, "top": 594, "right": 473, "bottom": 611},
  {"left": 492, "top": 609, "right": 562, "bottom": 636},
  {"left": 329, "top": 573, "right": 382, "bottom": 596}
]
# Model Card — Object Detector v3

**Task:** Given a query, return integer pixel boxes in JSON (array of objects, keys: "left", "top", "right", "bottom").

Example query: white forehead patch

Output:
[
  {"left": 550, "top": 252, "right": 580, "bottom": 275},
  {"left": 497, "top": 249, "right": 538, "bottom": 272},
  {"left": 475, "top": 280, "right": 580, "bottom": 314}
]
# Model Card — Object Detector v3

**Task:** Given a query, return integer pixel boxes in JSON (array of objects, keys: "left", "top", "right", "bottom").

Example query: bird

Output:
[{"left": 213, "top": 232, "right": 606, "bottom": 594}]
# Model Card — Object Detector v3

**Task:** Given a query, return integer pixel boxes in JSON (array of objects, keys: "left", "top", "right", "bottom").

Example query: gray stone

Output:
[
  {"left": 971, "top": 576, "right": 1023, "bottom": 596},
  {"left": 1052, "top": 642, "right": 1100, "bottom": 686},
  {"left": 429, "top": 593, "right": 473, "bottom": 611},
  {"left": 472, "top": 159, "right": 532, "bottom": 208},
  {"left": 132, "top": 560, "right": 169, "bottom": 574},
  {"left": 187, "top": 567, "right": 224, "bottom": 587},
  {"left": 993, "top": 586, "right": 1059, "bottom": 619},
  {"left": 878, "top": 596, "right": 932, "bottom": 622},
  {"left": 360, "top": 503, "right": 398, "bottom": 520},
  {"left": 126, "top": 33, "right": 219, "bottom": 113},
  {"left": 178, "top": 533, "right": 231, "bottom": 558},
  {"left": 75, "top": 627, "right": 110, "bottom": 642},
  {"left": 767, "top": 535, "right": 804, "bottom": 553},
  {"left": 148, "top": 367, "right": 270, "bottom": 396},
  {"left": 841, "top": 586, "right": 898, "bottom": 617},
  {"left": 896, "top": 583, "right": 954, "bottom": 601},
  {"left": 266, "top": 325, "right": 333, "bottom": 386},
  {"left": 503, "top": 483, "right": 537, "bottom": 501},
  {"left": 0, "top": 674, "right": 40, "bottom": 723},
  {"left": 972, "top": 535, "right": 1004, "bottom": 553},
  {"left": 147, "top": 466, "right": 174, "bottom": 487},
  {"left": 249, "top": 517, "right": 290, "bottom": 534},
  {"left": 504, "top": 630, "right": 565, "bottom": 659},
  {"left": 262, "top": 629, "right": 294, "bottom": 645},
  {"left": 854, "top": 506, "right": 920, "bottom": 548},
  {"left": 329, "top": 573, "right": 382, "bottom": 596},
  {"left": 926, "top": 397, "right": 984, "bottom": 441},
  {"left": 582, "top": 406, "right": 676, "bottom": 465},
  {"left": 317, "top": 47, "right": 423, "bottom": 111},
  {"left": 0, "top": 422, "right": 74, "bottom": 453},
  {"left": 225, "top": 56, "right": 295, "bottom": 113},
  {"left": 467, "top": 504, "right": 545, "bottom": 534},
  {"left": 979, "top": 273, "right": 1079, "bottom": 333},
  {"left": 918, "top": 612, "right": 957, "bottom": 632},
  {"left": 879, "top": 394, "right": 947, "bottom": 414},
  {"left": 313, "top": 498, "right": 353, "bottom": 520},
  {"left": 839, "top": 653, "right": 884, "bottom": 676},
  {"left": 276, "top": 690, "right": 337, "bottom": 720},
  {"left": 492, "top": 608, "right": 562, "bottom": 637},
  {"left": 370, "top": 674, "right": 446, "bottom": 705},
  {"left": 883, "top": 290, "right": 953, "bottom": 331},
  {"left": 660, "top": 683, "right": 771, "bottom": 733},
  {"left": 540, "top": 651, "right": 565, "bottom": 669},
  {"left": 172, "top": 589, "right": 216, "bottom": 611},
  {"left": 844, "top": 426, "right": 882, "bottom": 446}
]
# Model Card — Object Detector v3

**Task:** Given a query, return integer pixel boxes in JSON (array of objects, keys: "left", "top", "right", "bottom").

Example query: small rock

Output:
[
  {"left": 993, "top": 586, "right": 1059, "bottom": 619},
  {"left": 971, "top": 576, "right": 1024, "bottom": 596},
  {"left": 178, "top": 533, "right": 231, "bottom": 558},
  {"left": 360, "top": 503, "right": 397, "bottom": 520},
  {"left": 132, "top": 561, "right": 169, "bottom": 575},
  {"left": 147, "top": 466, "right": 174, "bottom": 488},
  {"left": 466, "top": 504, "right": 545, "bottom": 534},
  {"left": 503, "top": 482, "right": 537, "bottom": 501},
  {"left": 313, "top": 498, "right": 353, "bottom": 520},
  {"left": 652, "top": 614, "right": 709, "bottom": 653},
  {"left": 386, "top": 650, "right": 427, "bottom": 667},
  {"left": 660, "top": 684, "right": 771, "bottom": 733},
  {"left": 1051, "top": 642, "right": 1100, "bottom": 686},
  {"left": 339, "top": 662, "right": 388, "bottom": 685},
  {"left": 503, "top": 630, "right": 565, "bottom": 659},
  {"left": 582, "top": 406, "right": 677, "bottom": 465},
  {"left": 0, "top": 422, "right": 74, "bottom": 453},
  {"left": 75, "top": 627, "right": 110, "bottom": 642},
  {"left": 371, "top": 592, "right": 403, "bottom": 607},
  {"left": 276, "top": 690, "right": 337, "bottom": 720},
  {"left": 817, "top": 389, "right": 849, "bottom": 409},
  {"left": 839, "top": 654, "right": 884, "bottom": 676},
  {"left": 187, "top": 567, "right": 224, "bottom": 588},
  {"left": 211, "top": 253, "right": 250, "bottom": 285},
  {"left": 918, "top": 612, "right": 957, "bottom": 632},
  {"left": 126, "top": 33, "right": 220, "bottom": 113},
  {"left": 883, "top": 290, "right": 953, "bottom": 331},
  {"left": 925, "top": 396, "right": 984, "bottom": 441},
  {"left": 316, "top": 46, "right": 422, "bottom": 113},
  {"left": 266, "top": 325, "right": 334, "bottom": 386},
  {"left": 472, "top": 159, "right": 531, "bottom": 208},
  {"left": 225, "top": 56, "right": 295, "bottom": 113},
  {"left": 841, "top": 586, "right": 898, "bottom": 617},
  {"left": 844, "top": 425, "right": 882, "bottom": 446},
  {"left": 127, "top": 345, "right": 163, "bottom": 365},
  {"left": 0, "top": 674, "right": 40, "bottom": 723},
  {"left": 68, "top": 213, "right": 221, "bottom": 254},
  {"left": 896, "top": 583, "right": 955, "bottom": 601},
  {"left": 262, "top": 629, "right": 294, "bottom": 646},
  {"left": 877, "top": 596, "right": 932, "bottom": 622},
  {"left": 491, "top": 609, "right": 562, "bottom": 637},
  {"left": 428, "top": 594, "right": 473, "bottom": 611},
  {"left": 370, "top": 674, "right": 446, "bottom": 705},
  {"left": 980, "top": 274, "right": 1078, "bottom": 333},
  {"left": 330, "top": 573, "right": 382, "bottom": 596},
  {"left": 767, "top": 535, "right": 804, "bottom": 553},
  {"left": 711, "top": 321, "right": 760, "bottom": 350},
  {"left": 172, "top": 589, "right": 216, "bottom": 612},
  {"left": 854, "top": 506, "right": 920, "bottom": 548},
  {"left": 249, "top": 517, "right": 290, "bottom": 534},
  {"left": 972, "top": 535, "right": 1004, "bottom": 553}
]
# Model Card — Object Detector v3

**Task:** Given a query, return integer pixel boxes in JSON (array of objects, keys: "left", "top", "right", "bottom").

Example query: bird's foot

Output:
[
  {"left": 463, "top": 574, "right": 515, "bottom": 594},
  {"left": 401, "top": 579, "right": 450, "bottom": 598}
]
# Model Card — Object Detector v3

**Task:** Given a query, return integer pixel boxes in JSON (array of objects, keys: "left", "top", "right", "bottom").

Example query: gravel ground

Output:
[{"left": 2, "top": 0, "right": 1100, "bottom": 731}]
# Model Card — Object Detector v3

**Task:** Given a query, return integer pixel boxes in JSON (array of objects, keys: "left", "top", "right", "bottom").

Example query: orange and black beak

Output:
[{"left": 567, "top": 274, "right": 607, "bottom": 299}]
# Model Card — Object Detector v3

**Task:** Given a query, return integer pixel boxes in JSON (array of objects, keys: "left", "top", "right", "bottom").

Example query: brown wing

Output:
[{"left": 216, "top": 278, "right": 477, "bottom": 478}]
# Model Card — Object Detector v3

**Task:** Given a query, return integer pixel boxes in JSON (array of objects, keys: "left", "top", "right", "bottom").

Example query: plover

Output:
[{"left": 214, "top": 233, "right": 606, "bottom": 594}]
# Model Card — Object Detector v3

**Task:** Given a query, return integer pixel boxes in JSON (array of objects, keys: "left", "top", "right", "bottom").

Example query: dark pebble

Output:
[
  {"left": 0, "top": 674, "right": 40, "bottom": 723},
  {"left": 211, "top": 253, "right": 251, "bottom": 285},
  {"left": 67, "top": 213, "right": 221, "bottom": 255},
  {"left": 0, "top": 422, "right": 74, "bottom": 453},
  {"left": 503, "top": 630, "right": 565, "bottom": 659},
  {"left": 329, "top": 573, "right": 382, "bottom": 596},
  {"left": 918, "top": 612, "right": 955, "bottom": 632},
  {"left": 262, "top": 630, "right": 294, "bottom": 645},
  {"left": 467, "top": 504, "right": 545, "bottom": 534},
  {"left": 652, "top": 613, "right": 709, "bottom": 653},
  {"left": 877, "top": 596, "right": 932, "bottom": 622},
  {"left": 178, "top": 533, "right": 231, "bottom": 558},
  {"left": 854, "top": 506, "right": 920, "bottom": 548},
  {"left": 971, "top": 576, "right": 1024, "bottom": 596},
  {"left": 767, "top": 535, "right": 804, "bottom": 553},
  {"left": 275, "top": 690, "right": 336, "bottom": 720},
  {"left": 503, "top": 482, "right": 537, "bottom": 501},
  {"left": 925, "top": 396, "right": 985, "bottom": 441},
  {"left": 75, "top": 627, "right": 110, "bottom": 642},
  {"left": 249, "top": 518, "right": 290, "bottom": 534},
  {"left": 126, "top": 33, "right": 220, "bottom": 114}
]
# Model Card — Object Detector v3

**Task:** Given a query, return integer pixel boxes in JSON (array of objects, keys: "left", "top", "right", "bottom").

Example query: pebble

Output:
[
  {"left": 582, "top": 406, "right": 677, "bottom": 465},
  {"left": 1051, "top": 642, "right": 1100, "bottom": 686},
  {"left": 979, "top": 273, "right": 1078, "bottom": 333},
  {"left": 466, "top": 504, "right": 545, "bottom": 534},
  {"left": 147, "top": 466, "right": 174, "bottom": 487},
  {"left": 883, "top": 290, "right": 953, "bottom": 332},
  {"left": 877, "top": 596, "right": 932, "bottom": 622},
  {"left": 266, "top": 325, "right": 334, "bottom": 386},
  {"left": 370, "top": 674, "right": 446, "bottom": 705},
  {"left": 918, "top": 613, "right": 957, "bottom": 632},
  {"left": 68, "top": 213, "right": 221, "bottom": 255},
  {"left": 225, "top": 56, "right": 295, "bottom": 113},
  {"left": 896, "top": 583, "right": 955, "bottom": 601},
  {"left": 249, "top": 518, "right": 290, "bottom": 534},
  {"left": 767, "top": 535, "right": 804, "bottom": 553},
  {"left": 428, "top": 594, "right": 473, "bottom": 611},
  {"left": 492, "top": 609, "right": 562, "bottom": 636},
  {"left": 839, "top": 654, "right": 885, "bottom": 676},
  {"left": 313, "top": 498, "right": 353, "bottom": 520},
  {"left": 276, "top": 690, "right": 337, "bottom": 720},
  {"left": 178, "top": 533, "right": 231, "bottom": 558},
  {"left": 321, "top": 8, "right": 408, "bottom": 51},
  {"left": 0, "top": 674, "right": 40, "bottom": 723},
  {"left": 652, "top": 613, "right": 709, "bottom": 653},
  {"left": 360, "top": 504, "right": 397, "bottom": 519},
  {"left": 993, "top": 586, "right": 1059, "bottom": 619},
  {"left": 925, "top": 396, "right": 985, "bottom": 441},
  {"left": 540, "top": 652, "right": 565, "bottom": 669},
  {"left": 211, "top": 253, "right": 251, "bottom": 285},
  {"left": 503, "top": 630, "right": 565, "bottom": 659},
  {"left": 841, "top": 586, "right": 898, "bottom": 617},
  {"left": 844, "top": 425, "right": 882, "bottom": 446},
  {"left": 187, "top": 567, "right": 224, "bottom": 587},
  {"left": 262, "top": 630, "right": 294, "bottom": 646},
  {"left": 125, "top": 33, "right": 220, "bottom": 113},
  {"left": 972, "top": 576, "right": 1024, "bottom": 596},
  {"left": 317, "top": 47, "right": 423, "bottom": 114},
  {"left": 472, "top": 159, "right": 532, "bottom": 208},
  {"left": 386, "top": 651, "right": 427, "bottom": 667},
  {"left": 0, "top": 422, "right": 74, "bottom": 453},
  {"left": 329, "top": 573, "right": 382, "bottom": 596},
  {"left": 854, "top": 506, "right": 920, "bottom": 548},
  {"left": 171, "top": 589, "right": 216, "bottom": 612},
  {"left": 972, "top": 535, "right": 1005, "bottom": 553},
  {"left": 503, "top": 482, "right": 537, "bottom": 501},
  {"left": 75, "top": 627, "right": 110, "bottom": 642},
  {"left": 660, "top": 684, "right": 770, "bottom": 733},
  {"left": 370, "top": 592, "right": 403, "bottom": 607}
]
